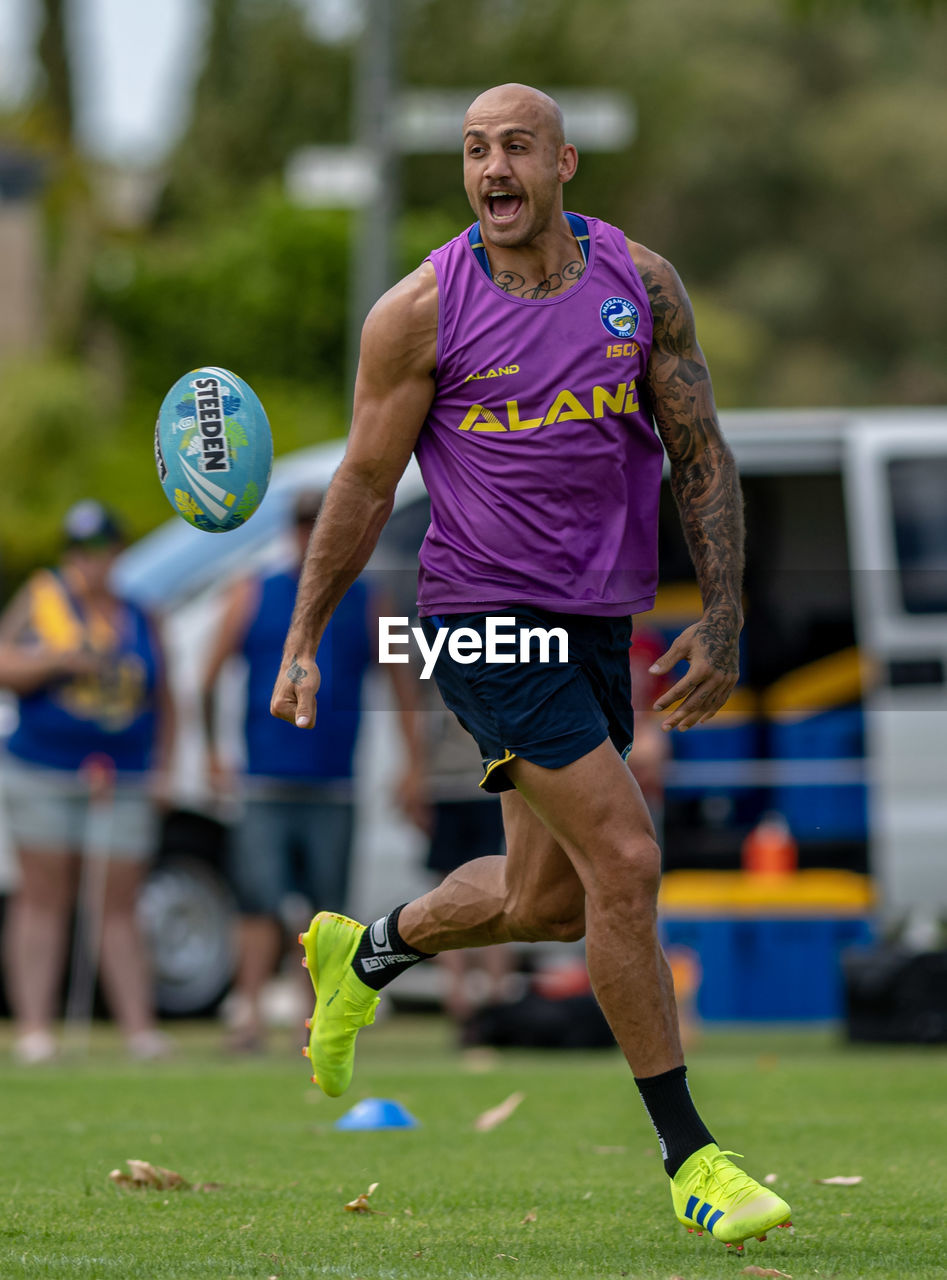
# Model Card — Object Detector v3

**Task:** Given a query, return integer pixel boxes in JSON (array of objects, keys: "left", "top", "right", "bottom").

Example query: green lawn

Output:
[{"left": 0, "top": 1016, "right": 943, "bottom": 1279}]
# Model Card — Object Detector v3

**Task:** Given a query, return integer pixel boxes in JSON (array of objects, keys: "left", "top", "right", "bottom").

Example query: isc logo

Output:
[{"left": 606, "top": 342, "right": 640, "bottom": 359}]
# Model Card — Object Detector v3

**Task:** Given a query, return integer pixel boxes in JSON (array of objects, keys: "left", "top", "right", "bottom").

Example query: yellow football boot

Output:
[
  {"left": 670, "top": 1144, "right": 792, "bottom": 1251},
  {"left": 299, "top": 911, "right": 379, "bottom": 1098}
]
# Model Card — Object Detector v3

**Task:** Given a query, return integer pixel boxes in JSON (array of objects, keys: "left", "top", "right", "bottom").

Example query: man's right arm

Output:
[{"left": 270, "top": 263, "right": 438, "bottom": 728}]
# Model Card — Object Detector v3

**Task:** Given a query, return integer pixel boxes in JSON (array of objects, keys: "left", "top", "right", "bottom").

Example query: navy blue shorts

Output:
[{"left": 419, "top": 609, "right": 635, "bottom": 794}]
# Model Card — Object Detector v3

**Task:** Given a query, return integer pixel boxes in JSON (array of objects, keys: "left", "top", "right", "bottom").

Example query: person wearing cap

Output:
[
  {"left": 200, "top": 489, "right": 424, "bottom": 1052},
  {"left": 0, "top": 500, "right": 175, "bottom": 1063}
]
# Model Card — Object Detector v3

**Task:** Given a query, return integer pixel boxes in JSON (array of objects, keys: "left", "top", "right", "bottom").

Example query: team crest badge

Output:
[{"left": 600, "top": 296, "right": 640, "bottom": 339}]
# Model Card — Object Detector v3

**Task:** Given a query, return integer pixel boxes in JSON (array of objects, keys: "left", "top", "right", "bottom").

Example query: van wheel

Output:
[{"left": 139, "top": 854, "right": 236, "bottom": 1016}]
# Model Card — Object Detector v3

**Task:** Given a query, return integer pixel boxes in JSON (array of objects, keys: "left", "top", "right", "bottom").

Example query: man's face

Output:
[{"left": 462, "top": 88, "right": 574, "bottom": 249}]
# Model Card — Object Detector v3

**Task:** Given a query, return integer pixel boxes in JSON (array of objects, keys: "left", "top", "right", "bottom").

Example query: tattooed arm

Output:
[{"left": 630, "top": 241, "right": 744, "bottom": 731}]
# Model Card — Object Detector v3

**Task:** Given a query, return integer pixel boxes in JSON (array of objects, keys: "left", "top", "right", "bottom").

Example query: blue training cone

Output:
[{"left": 334, "top": 1098, "right": 420, "bottom": 1131}]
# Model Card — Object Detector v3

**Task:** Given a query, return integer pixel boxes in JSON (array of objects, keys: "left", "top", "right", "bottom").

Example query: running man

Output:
[{"left": 271, "top": 83, "right": 791, "bottom": 1251}]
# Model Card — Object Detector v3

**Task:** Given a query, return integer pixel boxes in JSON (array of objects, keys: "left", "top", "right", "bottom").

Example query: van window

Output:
[{"left": 887, "top": 456, "right": 947, "bottom": 615}]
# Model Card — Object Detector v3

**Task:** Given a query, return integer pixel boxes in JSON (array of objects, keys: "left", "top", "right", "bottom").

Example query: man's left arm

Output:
[{"left": 632, "top": 243, "right": 745, "bottom": 731}]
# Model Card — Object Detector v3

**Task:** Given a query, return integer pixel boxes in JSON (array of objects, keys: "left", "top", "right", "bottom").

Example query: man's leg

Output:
[
  {"left": 301, "top": 738, "right": 790, "bottom": 1245},
  {"left": 497, "top": 742, "right": 680, "bottom": 1076},
  {"left": 299, "top": 789, "right": 585, "bottom": 1093},
  {"left": 399, "top": 788, "right": 586, "bottom": 950},
  {"left": 404, "top": 742, "right": 789, "bottom": 1245},
  {"left": 403, "top": 748, "right": 709, "bottom": 1172}
]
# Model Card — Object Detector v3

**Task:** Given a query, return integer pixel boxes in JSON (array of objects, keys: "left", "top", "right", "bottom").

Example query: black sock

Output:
[
  {"left": 351, "top": 904, "right": 437, "bottom": 992},
  {"left": 634, "top": 1065, "right": 715, "bottom": 1177}
]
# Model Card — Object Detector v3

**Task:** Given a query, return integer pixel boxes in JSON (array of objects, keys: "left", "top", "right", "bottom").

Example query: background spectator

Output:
[{"left": 0, "top": 501, "right": 174, "bottom": 1063}]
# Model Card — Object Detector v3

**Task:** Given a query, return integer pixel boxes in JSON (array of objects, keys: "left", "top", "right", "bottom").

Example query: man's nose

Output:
[{"left": 483, "top": 146, "right": 513, "bottom": 180}]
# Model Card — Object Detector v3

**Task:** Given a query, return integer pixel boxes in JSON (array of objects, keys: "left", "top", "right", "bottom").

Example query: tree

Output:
[
  {"left": 34, "top": 0, "right": 74, "bottom": 149},
  {"left": 159, "top": 0, "right": 351, "bottom": 223}
]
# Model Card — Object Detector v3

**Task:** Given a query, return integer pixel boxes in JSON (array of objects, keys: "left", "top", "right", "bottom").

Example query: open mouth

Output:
[{"left": 486, "top": 191, "right": 523, "bottom": 222}]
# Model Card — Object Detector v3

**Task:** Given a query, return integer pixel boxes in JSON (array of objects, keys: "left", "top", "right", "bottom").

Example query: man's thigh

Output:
[{"left": 505, "top": 738, "right": 658, "bottom": 895}]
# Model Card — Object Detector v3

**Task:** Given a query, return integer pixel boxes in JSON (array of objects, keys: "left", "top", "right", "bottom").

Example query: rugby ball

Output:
[{"left": 154, "top": 366, "right": 273, "bottom": 532}]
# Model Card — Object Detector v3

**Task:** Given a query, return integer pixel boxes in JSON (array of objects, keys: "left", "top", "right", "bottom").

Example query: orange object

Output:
[{"left": 741, "top": 812, "right": 798, "bottom": 876}]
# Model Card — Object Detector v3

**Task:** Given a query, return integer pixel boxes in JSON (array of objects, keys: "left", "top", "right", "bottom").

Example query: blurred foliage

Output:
[
  {"left": 92, "top": 194, "right": 351, "bottom": 395},
  {"left": 34, "top": 0, "right": 72, "bottom": 147},
  {"left": 396, "top": 0, "right": 947, "bottom": 408},
  {"left": 158, "top": 0, "right": 351, "bottom": 223},
  {"left": 0, "top": 0, "right": 945, "bottom": 587},
  {"left": 0, "top": 359, "right": 120, "bottom": 578}
]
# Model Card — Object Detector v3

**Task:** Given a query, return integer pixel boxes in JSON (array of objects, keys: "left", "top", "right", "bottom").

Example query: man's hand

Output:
[
  {"left": 270, "top": 652, "right": 321, "bottom": 729},
  {"left": 649, "top": 613, "right": 740, "bottom": 732}
]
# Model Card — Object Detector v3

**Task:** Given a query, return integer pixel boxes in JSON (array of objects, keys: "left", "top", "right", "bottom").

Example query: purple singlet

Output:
[{"left": 415, "top": 214, "right": 663, "bottom": 617}]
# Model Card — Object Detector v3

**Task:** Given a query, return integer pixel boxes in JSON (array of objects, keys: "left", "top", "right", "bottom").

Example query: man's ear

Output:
[{"left": 559, "top": 143, "right": 579, "bottom": 184}]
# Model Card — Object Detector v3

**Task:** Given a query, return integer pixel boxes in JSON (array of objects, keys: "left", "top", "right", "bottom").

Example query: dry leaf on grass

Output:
[
  {"left": 815, "top": 1175, "right": 863, "bottom": 1186},
  {"left": 520, "top": 1209, "right": 537, "bottom": 1224},
  {"left": 109, "top": 1160, "right": 190, "bottom": 1191},
  {"left": 741, "top": 1267, "right": 793, "bottom": 1278},
  {"left": 474, "top": 1091, "right": 525, "bottom": 1132},
  {"left": 344, "top": 1181, "right": 386, "bottom": 1214}
]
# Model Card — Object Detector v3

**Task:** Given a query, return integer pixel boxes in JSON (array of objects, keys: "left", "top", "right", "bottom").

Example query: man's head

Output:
[{"left": 462, "top": 83, "right": 577, "bottom": 249}]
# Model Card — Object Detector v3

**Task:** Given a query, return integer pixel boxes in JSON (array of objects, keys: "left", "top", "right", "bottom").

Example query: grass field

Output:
[{"left": 0, "top": 1015, "right": 943, "bottom": 1280}]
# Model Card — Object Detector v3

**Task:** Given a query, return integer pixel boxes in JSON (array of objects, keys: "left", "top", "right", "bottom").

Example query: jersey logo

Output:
[
  {"left": 464, "top": 364, "right": 520, "bottom": 383},
  {"left": 600, "top": 296, "right": 640, "bottom": 339},
  {"left": 457, "top": 380, "right": 639, "bottom": 433}
]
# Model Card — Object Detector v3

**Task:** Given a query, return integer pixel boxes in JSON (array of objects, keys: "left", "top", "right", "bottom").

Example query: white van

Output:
[{"left": 697, "top": 408, "right": 947, "bottom": 922}]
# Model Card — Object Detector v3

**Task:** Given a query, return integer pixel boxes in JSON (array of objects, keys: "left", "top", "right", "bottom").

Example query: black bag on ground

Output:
[
  {"left": 463, "top": 991, "right": 616, "bottom": 1050},
  {"left": 843, "top": 946, "right": 947, "bottom": 1044}
]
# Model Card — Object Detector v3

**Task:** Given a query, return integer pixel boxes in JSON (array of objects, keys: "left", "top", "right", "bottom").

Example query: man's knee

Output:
[{"left": 587, "top": 835, "right": 662, "bottom": 911}]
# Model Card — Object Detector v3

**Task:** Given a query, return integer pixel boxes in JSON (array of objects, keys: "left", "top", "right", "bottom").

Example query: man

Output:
[{"left": 271, "top": 84, "right": 791, "bottom": 1250}]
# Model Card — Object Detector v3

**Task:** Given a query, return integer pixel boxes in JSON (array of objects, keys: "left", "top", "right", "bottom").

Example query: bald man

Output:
[{"left": 271, "top": 84, "right": 791, "bottom": 1252}]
